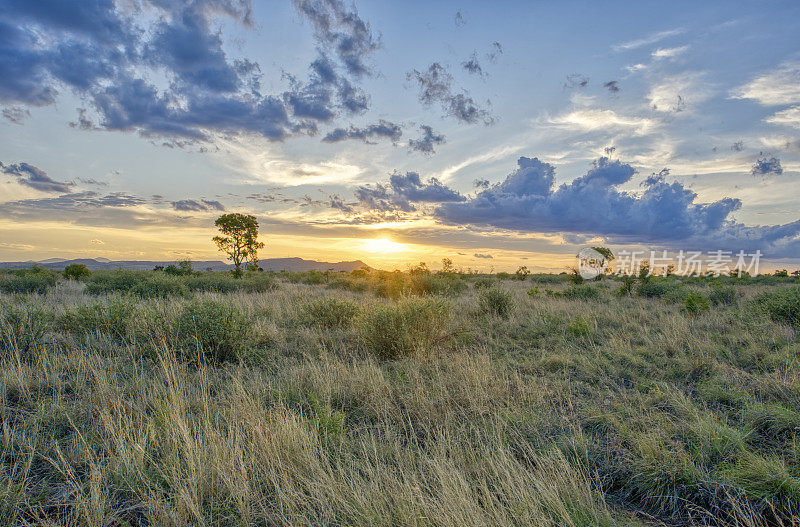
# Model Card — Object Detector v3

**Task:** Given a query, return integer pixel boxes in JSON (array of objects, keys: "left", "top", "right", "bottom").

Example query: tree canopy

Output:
[{"left": 213, "top": 213, "right": 264, "bottom": 275}]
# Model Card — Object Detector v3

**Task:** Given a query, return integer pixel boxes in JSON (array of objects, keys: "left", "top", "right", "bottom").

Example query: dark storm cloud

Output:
[
  {"left": 408, "top": 125, "right": 446, "bottom": 155},
  {"left": 731, "top": 141, "right": 744, "bottom": 152},
  {"left": 354, "top": 171, "right": 465, "bottom": 212},
  {"left": 435, "top": 157, "right": 800, "bottom": 257},
  {"left": 407, "top": 63, "right": 494, "bottom": 125},
  {"left": 322, "top": 119, "right": 402, "bottom": 144},
  {"left": 473, "top": 253, "right": 493, "bottom": 259},
  {"left": 171, "top": 199, "right": 225, "bottom": 212},
  {"left": 603, "top": 80, "right": 620, "bottom": 93},
  {"left": 0, "top": 0, "right": 380, "bottom": 142},
  {"left": 751, "top": 156, "right": 783, "bottom": 177},
  {"left": 0, "top": 161, "right": 74, "bottom": 193}
]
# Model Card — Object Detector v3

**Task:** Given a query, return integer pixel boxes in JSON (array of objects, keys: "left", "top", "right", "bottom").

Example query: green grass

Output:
[{"left": 0, "top": 272, "right": 798, "bottom": 525}]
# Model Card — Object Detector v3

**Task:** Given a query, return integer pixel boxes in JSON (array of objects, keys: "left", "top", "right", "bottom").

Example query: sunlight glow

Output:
[{"left": 362, "top": 238, "right": 406, "bottom": 253}]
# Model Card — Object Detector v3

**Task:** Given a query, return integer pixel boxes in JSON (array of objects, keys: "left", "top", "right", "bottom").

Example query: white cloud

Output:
[
  {"left": 548, "top": 109, "right": 657, "bottom": 135},
  {"left": 647, "top": 72, "right": 711, "bottom": 113},
  {"left": 612, "top": 28, "right": 685, "bottom": 52},
  {"left": 732, "top": 63, "right": 800, "bottom": 105},
  {"left": 765, "top": 106, "right": 800, "bottom": 129},
  {"left": 651, "top": 45, "right": 689, "bottom": 59}
]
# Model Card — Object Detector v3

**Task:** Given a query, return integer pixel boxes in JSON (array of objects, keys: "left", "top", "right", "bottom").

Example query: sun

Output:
[{"left": 362, "top": 238, "right": 406, "bottom": 253}]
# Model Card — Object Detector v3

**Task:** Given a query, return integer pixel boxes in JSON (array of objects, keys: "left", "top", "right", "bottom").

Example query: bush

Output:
[
  {"left": 301, "top": 298, "right": 360, "bottom": 329},
  {"left": 63, "top": 263, "right": 91, "bottom": 281},
  {"left": 526, "top": 286, "right": 540, "bottom": 297},
  {"left": 636, "top": 280, "right": 671, "bottom": 298},
  {"left": 0, "top": 303, "right": 53, "bottom": 357},
  {"left": 358, "top": 297, "right": 451, "bottom": 359},
  {"left": 752, "top": 287, "right": 800, "bottom": 327},
  {"left": 409, "top": 273, "right": 468, "bottom": 296},
  {"left": 130, "top": 274, "right": 189, "bottom": 298},
  {"left": 473, "top": 277, "right": 495, "bottom": 290},
  {"left": 683, "top": 293, "right": 710, "bottom": 315},
  {"left": 178, "top": 299, "right": 253, "bottom": 362},
  {"left": 563, "top": 284, "right": 601, "bottom": 300},
  {"left": 478, "top": 288, "right": 514, "bottom": 318},
  {"left": 0, "top": 268, "right": 57, "bottom": 294},
  {"left": 84, "top": 271, "right": 144, "bottom": 295},
  {"left": 709, "top": 283, "right": 739, "bottom": 306},
  {"left": 57, "top": 296, "right": 138, "bottom": 342},
  {"left": 241, "top": 273, "right": 279, "bottom": 293}
]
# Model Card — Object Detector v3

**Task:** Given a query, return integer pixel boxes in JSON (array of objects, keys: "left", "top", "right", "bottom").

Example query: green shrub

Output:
[
  {"left": 57, "top": 296, "right": 138, "bottom": 342},
  {"left": 409, "top": 273, "right": 467, "bottom": 296},
  {"left": 567, "top": 316, "right": 593, "bottom": 338},
  {"left": 526, "top": 286, "right": 540, "bottom": 297},
  {"left": 358, "top": 297, "right": 452, "bottom": 359},
  {"left": 616, "top": 276, "right": 636, "bottom": 297},
  {"left": 473, "top": 277, "right": 495, "bottom": 289},
  {"left": 130, "top": 274, "right": 189, "bottom": 298},
  {"left": 709, "top": 284, "right": 739, "bottom": 306},
  {"left": 0, "top": 304, "right": 53, "bottom": 357},
  {"left": 563, "top": 284, "right": 601, "bottom": 300},
  {"left": 636, "top": 280, "right": 671, "bottom": 298},
  {"left": 752, "top": 286, "right": 800, "bottom": 327},
  {"left": 478, "top": 288, "right": 514, "bottom": 318},
  {"left": 683, "top": 293, "right": 710, "bottom": 315},
  {"left": 0, "top": 268, "right": 57, "bottom": 294},
  {"left": 178, "top": 299, "right": 253, "bottom": 362},
  {"left": 63, "top": 263, "right": 91, "bottom": 281},
  {"left": 84, "top": 271, "right": 144, "bottom": 295},
  {"left": 301, "top": 298, "right": 360, "bottom": 329}
]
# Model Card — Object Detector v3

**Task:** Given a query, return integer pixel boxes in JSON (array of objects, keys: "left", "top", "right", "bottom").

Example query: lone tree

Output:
[{"left": 213, "top": 213, "right": 264, "bottom": 275}]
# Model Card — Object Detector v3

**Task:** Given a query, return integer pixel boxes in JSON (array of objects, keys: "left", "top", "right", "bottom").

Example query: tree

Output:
[
  {"left": 213, "top": 213, "right": 264, "bottom": 276},
  {"left": 63, "top": 263, "right": 91, "bottom": 281},
  {"left": 515, "top": 266, "right": 530, "bottom": 281},
  {"left": 441, "top": 258, "right": 454, "bottom": 273}
]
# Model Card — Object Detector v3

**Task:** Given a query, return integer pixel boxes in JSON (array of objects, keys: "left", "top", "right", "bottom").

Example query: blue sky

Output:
[{"left": 1, "top": 0, "right": 799, "bottom": 270}]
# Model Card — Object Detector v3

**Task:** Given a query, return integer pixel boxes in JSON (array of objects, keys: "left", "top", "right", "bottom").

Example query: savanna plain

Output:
[{"left": 1, "top": 266, "right": 799, "bottom": 526}]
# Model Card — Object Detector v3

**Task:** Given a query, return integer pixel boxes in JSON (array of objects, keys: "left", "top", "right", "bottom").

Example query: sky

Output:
[{"left": 1, "top": 0, "right": 799, "bottom": 272}]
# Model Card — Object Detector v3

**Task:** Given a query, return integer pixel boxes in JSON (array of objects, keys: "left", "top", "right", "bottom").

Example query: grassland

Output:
[{"left": 1, "top": 266, "right": 799, "bottom": 526}]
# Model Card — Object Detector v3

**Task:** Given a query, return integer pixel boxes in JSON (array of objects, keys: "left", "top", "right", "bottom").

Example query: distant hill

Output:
[{"left": 0, "top": 257, "right": 373, "bottom": 273}]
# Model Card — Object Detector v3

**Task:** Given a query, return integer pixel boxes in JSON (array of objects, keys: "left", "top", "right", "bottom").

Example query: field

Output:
[{"left": 1, "top": 267, "right": 799, "bottom": 526}]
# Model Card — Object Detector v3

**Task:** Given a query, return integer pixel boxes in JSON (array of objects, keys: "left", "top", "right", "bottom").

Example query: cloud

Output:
[
  {"left": 564, "top": 74, "right": 588, "bottom": 89},
  {"left": 454, "top": 11, "right": 465, "bottom": 27},
  {"left": 90, "top": 239, "right": 104, "bottom": 245},
  {"left": 0, "top": 161, "right": 73, "bottom": 193},
  {"left": 407, "top": 63, "right": 494, "bottom": 125},
  {"left": 651, "top": 45, "right": 689, "bottom": 59},
  {"left": 408, "top": 125, "right": 446, "bottom": 155},
  {"left": 487, "top": 41, "right": 503, "bottom": 63},
  {"left": 0, "top": 0, "right": 381, "bottom": 142},
  {"left": 548, "top": 109, "right": 656, "bottom": 135},
  {"left": 732, "top": 63, "right": 800, "bottom": 106},
  {"left": 435, "top": 156, "right": 800, "bottom": 257},
  {"left": 647, "top": 72, "right": 709, "bottom": 113},
  {"left": 612, "top": 28, "right": 685, "bottom": 51},
  {"left": 292, "top": 0, "right": 380, "bottom": 78},
  {"left": 2, "top": 106, "right": 29, "bottom": 124},
  {"left": 765, "top": 106, "right": 800, "bottom": 129},
  {"left": 751, "top": 156, "right": 783, "bottom": 177},
  {"left": 603, "top": 80, "right": 620, "bottom": 93},
  {"left": 354, "top": 171, "right": 466, "bottom": 212},
  {"left": 322, "top": 119, "right": 402, "bottom": 144},
  {"left": 473, "top": 253, "right": 493, "bottom": 259},
  {"left": 462, "top": 52, "right": 484, "bottom": 76},
  {"left": 731, "top": 141, "right": 744, "bottom": 152},
  {"left": 171, "top": 199, "right": 226, "bottom": 212}
]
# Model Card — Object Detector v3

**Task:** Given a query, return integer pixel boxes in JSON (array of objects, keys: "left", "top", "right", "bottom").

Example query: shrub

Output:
[
  {"left": 683, "top": 293, "right": 710, "bottom": 315},
  {"left": 63, "top": 263, "right": 91, "bottom": 281},
  {"left": 478, "top": 288, "right": 514, "bottom": 318},
  {"left": 178, "top": 299, "right": 253, "bottom": 362},
  {"left": 616, "top": 276, "right": 636, "bottom": 297},
  {"left": 473, "top": 277, "right": 495, "bottom": 290},
  {"left": 84, "top": 271, "right": 144, "bottom": 295},
  {"left": 57, "top": 296, "right": 138, "bottom": 342},
  {"left": 709, "top": 283, "right": 739, "bottom": 306},
  {"left": 563, "top": 284, "right": 601, "bottom": 300},
  {"left": 526, "top": 286, "right": 540, "bottom": 297},
  {"left": 358, "top": 297, "right": 451, "bottom": 359},
  {"left": 636, "top": 280, "right": 671, "bottom": 298},
  {"left": 301, "top": 298, "right": 360, "bottom": 329},
  {"left": 130, "top": 274, "right": 189, "bottom": 298},
  {"left": 241, "top": 273, "right": 279, "bottom": 293},
  {"left": 409, "top": 273, "right": 467, "bottom": 297},
  {"left": 0, "top": 304, "right": 53, "bottom": 357},
  {"left": 0, "top": 268, "right": 57, "bottom": 294},
  {"left": 751, "top": 287, "right": 800, "bottom": 327}
]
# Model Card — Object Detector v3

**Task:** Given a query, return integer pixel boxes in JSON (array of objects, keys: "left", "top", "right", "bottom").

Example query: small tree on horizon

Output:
[{"left": 213, "top": 213, "right": 264, "bottom": 276}]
